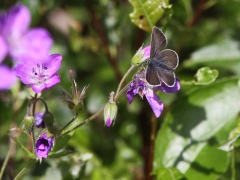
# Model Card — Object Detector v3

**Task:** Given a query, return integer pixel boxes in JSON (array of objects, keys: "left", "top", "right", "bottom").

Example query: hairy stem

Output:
[
  {"left": 0, "top": 143, "right": 15, "bottom": 180},
  {"left": 58, "top": 113, "right": 78, "bottom": 134},
  {"left": 13, "top": 159, "right": 36, "bottom": 180},
  {"left": 62, "top": 108, "right": 104, "bottom": 136},
  {"left": 0, "top": 124, "right": 24, "bottom": 180},
  {"left": 231, "top": 150, "right": 236, "bottom": 180},
  {"left": 115, "top": 65, "right": 135, "bottom": 96},
  {"left": 147, "top": 114, "right": 157, "bottom": 180}
]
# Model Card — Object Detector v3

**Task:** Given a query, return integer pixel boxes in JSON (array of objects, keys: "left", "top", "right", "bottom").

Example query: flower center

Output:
[{"left": 31, "top": 63, "right": 49, "bottom": 86}]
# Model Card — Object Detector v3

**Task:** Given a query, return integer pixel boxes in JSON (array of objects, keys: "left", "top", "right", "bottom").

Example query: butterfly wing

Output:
[
  {"left": 159, "top": 49, "right": 179, "bottom": 70},
  {"left": 146, "top": 62, "right": 162, "bottom": 86},
  {"left": 150, "top": 27, "right": 167, "bottom": 59},
  {"left": 146, "top": 27, "right": 167, "bottom": 86},
  {"left": 152, "top": 49, "right": 179, "bottom": 86},
  {"left": 147, "top": 26, "right": 179, "bottom": 87}
]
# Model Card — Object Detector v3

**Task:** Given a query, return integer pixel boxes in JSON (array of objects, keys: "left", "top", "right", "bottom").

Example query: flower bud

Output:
[
  {"left": 104, "top": 102, "right": 118, "bottom": 127},
  {"left": 67, "top": 101, "right": 75, "bottom": 110},
  {"left": 24, "top": 115, "right": 35, "bottom": 134},
  {"left": 74, "top": 102, "right": 84, "bottom": 113},
  {"left": 34, "top": 112, "right": 46, "bottom": 128},
  {"left": 43, "top": 111, "right": 54, "bottom": 127},
  {"left": 131, "top": 45, "right": 150, "bottom": 67}
]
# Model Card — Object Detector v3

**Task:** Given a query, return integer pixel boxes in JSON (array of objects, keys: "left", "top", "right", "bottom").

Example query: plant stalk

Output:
[
  {"left": 115, "top": 65, "right": 135, "bottom": 96},
  {"left": 13, "top": 159, "right": 37, "bottom": 180}
]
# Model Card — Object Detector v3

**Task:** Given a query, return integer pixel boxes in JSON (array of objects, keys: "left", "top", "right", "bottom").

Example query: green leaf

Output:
[
  {"left": 11, "top": 136, "right": 37, "bottom": 159},
  {"left": 183, "top": 39, "right": 240, "bottom": 75},
  {"left": 219, "top": 119, "right": 240, "bottom": 152},
  {"left": 155, "top": 167, "right": 185, "bottom": 180},
  {"left": 52, "top": 134, "right": 72, "bottom": 152},
  {"left": 52, "top": 117, "right": 78, "bottom": 152},
  {"left": 154, "top": 77, "right": 240, "bottom": 180},
  {"left": 129, "top": 0, "right": 170, "bottom": 32},
  {"left": 195, "top": 67, "right": 219, "bottom": 85}
]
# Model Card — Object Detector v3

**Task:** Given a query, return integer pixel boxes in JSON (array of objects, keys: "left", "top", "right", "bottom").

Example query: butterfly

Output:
[{"left": 146, "top": 26, "right": 179, "bottom": 87}]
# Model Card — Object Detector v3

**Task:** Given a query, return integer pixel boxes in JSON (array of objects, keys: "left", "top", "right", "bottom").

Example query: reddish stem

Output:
[
  {"left": 86, "top": 3, "right": 122, "bottom": 82},
  {"left": 187, "top": 0, "right": 208, "bottom": 28}
]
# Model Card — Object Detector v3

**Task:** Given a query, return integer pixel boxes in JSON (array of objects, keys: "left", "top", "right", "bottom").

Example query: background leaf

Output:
[
  {"left": 183, "top": 39, "right": 240, "bottom": 75},
  {"left": 195, "top": 67, "right": 219, "bottom": 85},
  {"left": 219, "top": 118, "right": 240, "bottom": 152},
  {"left": 129, "top": 0, "right": 169, "bottom": 31},
  {"left": 154, "top": 77, "right": 240, "bottom": 180},
  {"left": 156, "top": 167, "right": 185, "bottom": 180}
]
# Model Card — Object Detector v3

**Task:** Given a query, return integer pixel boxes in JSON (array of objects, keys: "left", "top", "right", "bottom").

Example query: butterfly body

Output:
[{"left": 146, "top": 27, "right": 179, "bottom": 87}]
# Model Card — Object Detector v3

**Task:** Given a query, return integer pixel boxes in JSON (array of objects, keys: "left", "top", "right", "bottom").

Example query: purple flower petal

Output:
[
  {"left": 45, "top": 74, "right": 60, "bottom": 89},
  {"left": 44, "top": 54, "right": 62, "bottom": 76},
  {"left": 0, "top": 36, "right": 8, "bottom": 63},
  {"left": 35, "top": 112, "right": 46, "bottom": 128},
  {"left": 145, "top": 88, "right": 163, "bottom": 118},
  {"left": 106, "top": 117, "right": 112, "bottom": 127},
  {"left": 2, "top": 4, "right": 30, "bottom": 39},
  {"left": 30, "top": 73, "right": 60, "bottom": 93},
  {"left": 10, "top": 28, "right": 53, "bottom": 62},
  {"left": 13, "top": 63, "right": 34, "bottom": 84},
  {"left": 35, "top": 132, "right": 54, "bottom": 159},
  {"left": 155, "top": 78, "right": 180, "bottom": 93},
  {"left": 0, "top": 65, "right": 17, "bottom": 90},
  {"left": 142, "top": 45, "right": 151, "bottom": 59},
  {"left": 31, "top": 84, "right": 47, "bottom": 94},
  {"left": 126, "top": 82, "right": 135, "bottom": 104}
]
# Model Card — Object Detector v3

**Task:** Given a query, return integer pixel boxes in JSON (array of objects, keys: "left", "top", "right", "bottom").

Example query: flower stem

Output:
[
  {"left": 62, "top": 108, "right": 104, "bottom": 136},
  {"left": 13, "top": 159, "right": 37, "bottom": 180},
  {"left": 58, "top": 113, "right": 78, "bottom": 134},
  {"left": 32, "top": 98, "right": 49, "bottom": 115},
  {"left": 114, "top": 82, "right": 131, "bottom": 101},
  {"left": 0, "top": 143, "right": 15, "bottom": 180},
  {"left": 231, "top": 150, "right": 236, "bottom": 180},
  {"left": 31, "top": 130, "right": 36, "bottom": 153},
  {"left": 0, "top": 123, "right": 24, "bottom": 180},
  {"left": 115, "top": 65, "right": 135, "bottom": 96}
]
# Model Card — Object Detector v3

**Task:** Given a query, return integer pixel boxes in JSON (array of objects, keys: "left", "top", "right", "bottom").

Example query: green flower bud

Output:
[
  {"left": 68, "top": 101, "right": 75, "bottom": 110},
  {"left": 24, "top": 115, "right": 35, "bottom": 134},
  {"left": 74, "top": 102, "right": 84, "bottom": 113},
  {"left": 131, "top": 45, "right": 150, "bottom": 67},
  {"left": 43, "top": 112, "right": 54, "bottom": 127},
  {"left": 104, "top": 102, "right": 118, "bottom": 127}
]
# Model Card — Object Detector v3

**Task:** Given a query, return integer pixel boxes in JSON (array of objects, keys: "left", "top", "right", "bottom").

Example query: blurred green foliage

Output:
[{"left": 1, "top": 0, "right": 240, "bottom": 179}]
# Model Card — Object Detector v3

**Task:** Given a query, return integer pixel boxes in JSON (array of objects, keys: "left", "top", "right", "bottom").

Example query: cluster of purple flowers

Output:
[
  {"left": 0, "top": 4, "right": 63, "bottom": 160},
  {"left": 0, "top": 4, "right": 62, "bottom": 93}
]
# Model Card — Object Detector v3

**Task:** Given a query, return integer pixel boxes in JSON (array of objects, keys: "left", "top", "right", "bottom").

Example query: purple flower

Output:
[
  {"left": 0, "top": 36, "right": 17, "bottom": 90},
  {"left": 34, "top": 112, "right": 46, "bottom": 128},
  {"left": 0, "top": 4, "right": 53, "bottom": 62},
  {"left": 35, "top": 132, "right": 54, "bottom": 159},
  {"left": 13, "top": 54, "right": 62, "bottom": 93},
  {"left": 126, "top": 72, "right": 180, "bottom": 118},
  {"left": 0, "top": 65, "right": 17, "bottom": 90}
]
